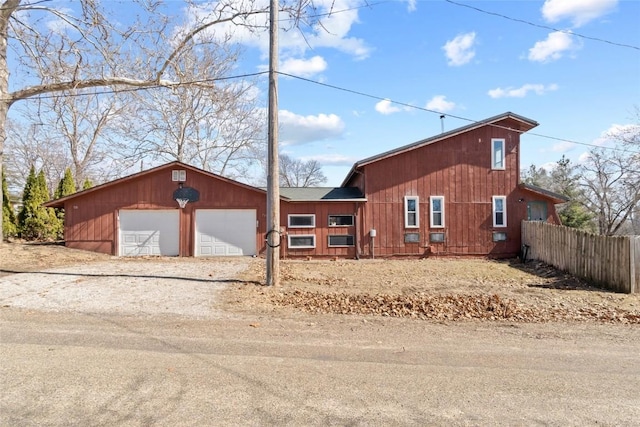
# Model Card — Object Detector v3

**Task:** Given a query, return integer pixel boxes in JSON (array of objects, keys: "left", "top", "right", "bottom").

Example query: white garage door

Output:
[
  {"left": 195, "top": 209, "right": 256, "bottom": 256},
  {"left": 119, "top": 210, "right": 180, "bottom": 256}
]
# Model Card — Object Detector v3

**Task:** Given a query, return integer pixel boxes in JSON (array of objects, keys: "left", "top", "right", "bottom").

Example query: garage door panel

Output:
[
  {"left": 195, "top": 209, "right": 256, "bottom": 257},
  {"left": 119, "top": 210, "right": 179, "bottom": 257}
]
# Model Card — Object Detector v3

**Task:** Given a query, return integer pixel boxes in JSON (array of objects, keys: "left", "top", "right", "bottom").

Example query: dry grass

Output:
[{"left": 229, "top": 258, "right": 640, "bottom": 323}]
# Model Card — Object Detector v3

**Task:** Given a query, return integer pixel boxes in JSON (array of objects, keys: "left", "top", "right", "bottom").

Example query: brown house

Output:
[{"left": 46, "top": 112, "right": 567, "bottom": 258}]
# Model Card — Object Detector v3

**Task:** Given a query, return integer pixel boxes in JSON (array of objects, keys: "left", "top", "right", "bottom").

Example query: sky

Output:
[
  {"left": 217, "top": 0, "right": 640, "bottom": 186},
  {"left": 9, "top": 0, "right": 639, "bottom": 189}
]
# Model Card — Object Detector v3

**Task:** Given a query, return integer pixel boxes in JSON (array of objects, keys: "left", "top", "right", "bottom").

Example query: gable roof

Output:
[
  {"left": 43, "top": 161, "right": 266, "bottom": 208},
  {"left": 279, "top": 187, "right": 366, "bottom": 202},
  {"left": 341, "top": 111, "right": 538, "bottom": 186}
]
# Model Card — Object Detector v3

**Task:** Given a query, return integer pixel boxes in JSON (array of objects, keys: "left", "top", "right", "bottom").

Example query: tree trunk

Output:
[{"left": 0, "top": 0, "right": 20, "bottom": 240}]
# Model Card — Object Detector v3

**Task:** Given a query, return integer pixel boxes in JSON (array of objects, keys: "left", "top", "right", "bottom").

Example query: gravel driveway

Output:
[{"left": 0, "top": 258, "right": 250, "bottom": 318}]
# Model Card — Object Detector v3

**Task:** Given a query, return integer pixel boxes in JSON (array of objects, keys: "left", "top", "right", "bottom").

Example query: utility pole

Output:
[{"left": 266, "top": 0, "right": 280, "bottom": 286}]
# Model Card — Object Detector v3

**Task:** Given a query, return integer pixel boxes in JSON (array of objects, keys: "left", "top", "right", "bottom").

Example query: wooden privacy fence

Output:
[{"left": 521, "top": 221, "right": 639, "bottom": 294}]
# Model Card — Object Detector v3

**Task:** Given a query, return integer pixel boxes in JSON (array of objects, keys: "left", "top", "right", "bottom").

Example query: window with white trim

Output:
[
  {"left": 172, "top": 170, "right": 186, "bottom": 182},
  {"left": 493, "top": 196, "right": 507, "bottom": 227},
  {"left": 491, "top": 139, "right": 505, "bottom": 170},
  {"left": 288, "top": 234, "right": 316, "bottom": 248},
  {"left": 328, "top": 215, "right": 354, "bottom": 227},
  {"left": 328, "top": 235, "right": 354, "bottom": 247},
  {"left": 404, "top": 196, "right": 419, "bottom": 228},
  {"left": 288, "top": 214, "right": 315, "bottom": 228},
  {"left": 430, "top": 196, "right": 445, "bottom": 228}
]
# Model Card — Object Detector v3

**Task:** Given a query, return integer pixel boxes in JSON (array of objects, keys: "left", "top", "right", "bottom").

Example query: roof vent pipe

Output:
[{"left": 440, "top": 115, "right": 446, "bottom": 133}]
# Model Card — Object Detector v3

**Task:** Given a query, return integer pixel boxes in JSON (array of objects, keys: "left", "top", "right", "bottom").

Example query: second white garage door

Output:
[{"left": 195, "top": 209, "right": 256, "bottom": 256}]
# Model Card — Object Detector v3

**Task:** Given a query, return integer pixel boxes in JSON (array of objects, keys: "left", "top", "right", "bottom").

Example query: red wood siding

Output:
[
  {"left": 281, "top": 202, "right": 360, "bottom": 258},
  {"left": 358, "top": 121, "right": 553, "bottom": 258},
  {"left": 62, "top": 164, "right": 268, "bottom": 256}
]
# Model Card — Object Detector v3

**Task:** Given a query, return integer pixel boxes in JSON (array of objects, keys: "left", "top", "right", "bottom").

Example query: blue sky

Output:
[
  {"left": 215, "top": 0, "right": 640, "bottom": 186},
  {"left": 11, "top": 0, "right": 637, "bottom": 188}
]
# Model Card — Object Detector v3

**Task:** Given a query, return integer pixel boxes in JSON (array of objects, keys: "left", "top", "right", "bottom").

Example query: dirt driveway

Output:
[{"left": 0, "top": 254, "right": 250, "bottom": 318}]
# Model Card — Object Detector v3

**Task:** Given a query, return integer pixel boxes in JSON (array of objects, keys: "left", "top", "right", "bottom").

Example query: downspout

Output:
[{"left": 354, "top": 202, "right": 361, "bottom": 260}]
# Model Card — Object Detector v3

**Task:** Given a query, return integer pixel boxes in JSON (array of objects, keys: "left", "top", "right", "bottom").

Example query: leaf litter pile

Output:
[{"left": 232, "top": 258, "right": 640, "bottom": 324}]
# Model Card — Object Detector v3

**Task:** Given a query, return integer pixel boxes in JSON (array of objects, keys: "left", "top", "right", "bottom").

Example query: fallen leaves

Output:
[{"left": 270, "top": 291, "right": 640, "bottom": 324}]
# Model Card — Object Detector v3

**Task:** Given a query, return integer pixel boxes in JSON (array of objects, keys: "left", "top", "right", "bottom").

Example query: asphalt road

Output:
[{"left": 2, "top": 308, "right": 639, "bottom": 426}]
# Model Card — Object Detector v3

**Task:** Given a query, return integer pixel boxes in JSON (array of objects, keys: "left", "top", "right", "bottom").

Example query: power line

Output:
[
  {"left": 444, "top": 0, "right": 640, "bottom": 51},
  {"left": 277, "top": 71, "right": 640, "bottom": 155},
  {"left": 7, "top": 73, "right": 638, "bottom": 155}
]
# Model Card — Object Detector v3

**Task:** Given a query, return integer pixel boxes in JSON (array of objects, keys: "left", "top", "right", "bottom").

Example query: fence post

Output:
[{"left": 631, "top": 236, "right": 639, "bottom": 294}]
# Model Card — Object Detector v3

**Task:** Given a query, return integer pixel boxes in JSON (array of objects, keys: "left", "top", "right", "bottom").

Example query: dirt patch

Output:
[{"left": 0, "top": 241, "right": 110, "bottom": 277}]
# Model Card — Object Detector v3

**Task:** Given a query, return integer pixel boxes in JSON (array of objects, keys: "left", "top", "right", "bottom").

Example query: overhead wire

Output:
[
  {"left": 443, "top": 0, "right": 640, "bottom": 51},
  {"left": 277, "top": 71, "right": 640, "bottom": 155},
  {"left": 5, "top": 0, "right": 638, "bottom": 155},
  {"left": 9, "top": 68, "right": 639, "bottom": 156}
]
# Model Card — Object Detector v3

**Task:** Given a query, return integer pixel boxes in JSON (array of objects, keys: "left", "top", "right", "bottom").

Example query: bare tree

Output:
[
  {"left": 0, "top": 0, "right": 342, "bottom": 237},
  {"left": 0, "top": 0, "right": 268, "bottom": 237},
  {"left": 128, "top": 44, "right": 264, "bottom": 180},
  {"left": 6, "top": 90, "right": 136, "bottom": 189},
  {"left": 4, "top": 117, "right": 68, "bottom": 195},
  {"left": 279, "top": 153, "right": 327, "bottom": 187},
  {"left": 578, "top": 148, "right": 640, "bottom": 235}
]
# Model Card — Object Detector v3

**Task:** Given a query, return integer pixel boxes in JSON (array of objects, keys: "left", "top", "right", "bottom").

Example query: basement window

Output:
[
  {"left": 288, "top": 214, "right": 315, "bottom": 228},
  {"left": 288, "top": 234, "right": 316, "bottom": 249},
  {"left": 328, "top": 215, "right": 354, "bottom": 227},
  {"left": 404, "top": 233, "right": 420, "bottom": 243},
  {"left": 328, "top": 235, "right": 354, "bottom": 247},
  {"left": 492, "top": 232, "right": 507, "bottom": 242},
  {"left": 172, "top": 170, "right": 186, "bottom": 182},
  {"left": 430, "top": 232, "right": 445, "bottom": 243}
]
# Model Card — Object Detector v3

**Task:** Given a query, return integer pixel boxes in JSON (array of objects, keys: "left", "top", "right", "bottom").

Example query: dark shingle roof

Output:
[
  {"left": 520, "top": 183, "right": 569, "bottom": 203},
  {"left": 278, "top": 187, "right": 366, "bottom": 201}
]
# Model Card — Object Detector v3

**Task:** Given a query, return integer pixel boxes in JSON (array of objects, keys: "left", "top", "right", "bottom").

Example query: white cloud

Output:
[
  {"left": 375, "top": 99, "right": 402, "bottom": 115},
  {"left": 528, "top": 31, "right": 576, "bottom": 62},
  {"left": 577, "top": 151, "right": 592, "bottom": 163},
  {"left": 280, "top": 56, "right": 327, "bottom": 77},
  {"left": 442, "top": 32, "right": 476, "bottom": 66},
  {"left": 539, "top": 161, "right": 558, "bottom": 172},
  {"left": 425, "top": 95, "right": 455, "bottom": 112},
  {"left": 178, "top": 0, "right": 370, "bottom": 62},
  {"left": 604, "top": 123, "right": 640, "bottom": 140},
  {"left": 279, "top": 110, "right": 345, "bottom": 145},
  {"left": 550, "top": 141, "right": 576, "bottom": 153},
  {"left": 542, "top": 0, "right": 617, "bottom": 27},
  {"left": 299, "top": 153, "right": 356, "bottom": 165},
  {"left": 488, "top": 83, "right": 559, "bottom": 98},
  {"left": 404, "top": 0, "right": 417, "bottom": 12}
]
